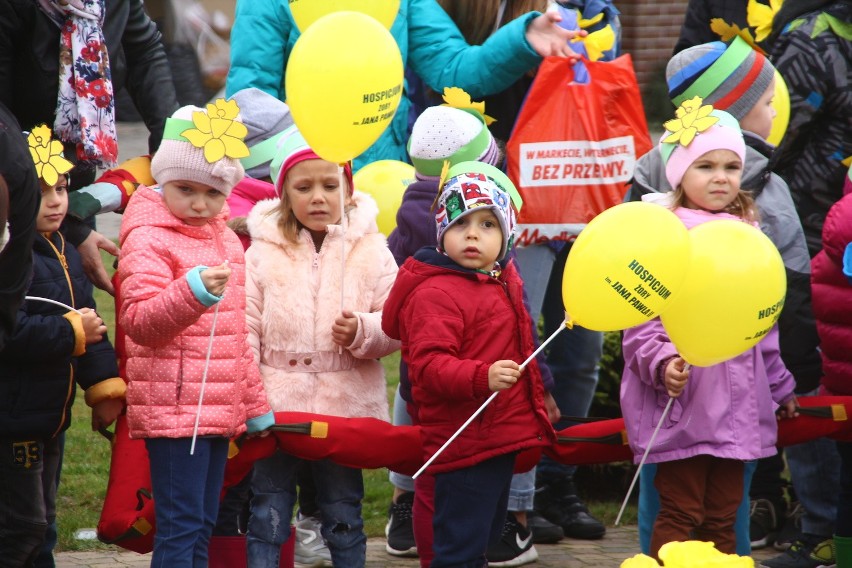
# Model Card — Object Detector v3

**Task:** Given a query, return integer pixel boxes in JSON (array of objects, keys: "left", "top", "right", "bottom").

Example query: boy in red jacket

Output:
[{"left": 382, "top": 161, "right": 555, "bottom": 567}]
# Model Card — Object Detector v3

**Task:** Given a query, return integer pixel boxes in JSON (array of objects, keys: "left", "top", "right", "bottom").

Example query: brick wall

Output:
[{"left": 618, "top": 0, "right": 690, "bottom": 120}]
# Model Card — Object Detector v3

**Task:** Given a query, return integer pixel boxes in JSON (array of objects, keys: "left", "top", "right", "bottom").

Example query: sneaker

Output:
[
  {"left": 750, "top": 498, "right": 780, "bottom": 549},
  {"left": 533, "top": 477, "right": 606, "bottom": 540},
  {"left": 293, "top": 514, "right": 332, "bottom": 568},
  {"left": 486, "top": 513, "right": 539, "bottom": 567},
  {"left": 385, "top": 491, "right": 418, "bottom": 557},
  {"left": 527, "top": 510, "right": 563, "bottom": 544},
  {"left": 760, "top": 536, "right": 836, "bottom": 568},
  {"left": 774, "top": 501, "right": 804, "bottom": 551}
]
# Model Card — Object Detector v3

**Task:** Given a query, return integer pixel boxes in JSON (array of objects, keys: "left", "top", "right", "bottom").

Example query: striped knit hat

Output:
[
  {"left": 271, "top": 125, "right": 353, "bottom": 196},
  {"left": 666, "top": 36, "right": 775, "bottom": 120}
]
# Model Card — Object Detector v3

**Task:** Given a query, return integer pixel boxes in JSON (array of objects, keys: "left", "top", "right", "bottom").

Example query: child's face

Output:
[
  {"left": 739, "top": 77, "right": 776, "bottom": 140},
  {"left": 679, "top": 149, "right": 743, "bottom": 212},
  {"left": 282, "top": 159, "right": 349, "bottom": 234},
  {"left": 37, "top": 177, "right": 68, "bottom": 233},
  {"left": 442, "top": 208, "right": 503, "bottom": 271},
  {"left": 161, "top": 180, "right": 226, "bottom": 226}
]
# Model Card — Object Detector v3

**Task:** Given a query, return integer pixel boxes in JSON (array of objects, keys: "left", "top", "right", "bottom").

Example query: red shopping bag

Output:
[{"left": 506, "top": 54, "right": 653, "bottom": 245}]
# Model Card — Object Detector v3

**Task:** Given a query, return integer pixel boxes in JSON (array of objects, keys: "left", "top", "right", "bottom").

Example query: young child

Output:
[
  {"left": 621, "top": 101, "right": 798, "bottom": 560},
  {"left": 117, "top": 102, "right": 274, "bottom": 567},
  {"left": 243, "top": 125, "right": 399, "bottom": 568},
  {"left": 0, "top": 125, "right": 124, "bottom": 564},
  {"left": 381, "top": 160, "right": 556, "bottom": 567},
  {"left": 811, "top": 178, "right": 852, "bottom": 567}
]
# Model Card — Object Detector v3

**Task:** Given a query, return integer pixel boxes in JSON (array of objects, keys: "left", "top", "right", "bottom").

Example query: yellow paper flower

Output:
[
  {"left": 572, "top": 23, "right": 616, "bottom": 61},
  {"left": 181, "top": 98, "right": 250, "bottom": 163},
  {"left": 662, "top": 96, "right": 720, "bottom": 147},
  {"left": 747, "top": 0, "right": 783, "bottom": 43},
  {"left": 441, "top": 87, "right": 496, "bottom": 125},
  {"left": 28, "top": 125, "right": 74, "bottom": 186},
  {"left": 709, "top": 19, "right": 766, "bottom": 54}
]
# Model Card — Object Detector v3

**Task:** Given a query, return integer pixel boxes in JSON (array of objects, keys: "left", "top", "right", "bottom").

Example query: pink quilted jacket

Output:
[{"left": 118, "top": 186, "right": 270, "bottom": 439}]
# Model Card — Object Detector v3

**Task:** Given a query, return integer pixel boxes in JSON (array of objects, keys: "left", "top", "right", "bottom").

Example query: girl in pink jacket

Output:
[
  {"left": 117, "top": 103, "right": 273, "bottom": 568},
  {"left": 243, "top": 126, "right": 399, "bottom": 568}
]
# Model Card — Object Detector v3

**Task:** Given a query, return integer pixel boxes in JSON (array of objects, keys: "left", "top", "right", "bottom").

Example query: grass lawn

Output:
[{"left": 55, "top": 249, "right": 636, "bottom": 552}]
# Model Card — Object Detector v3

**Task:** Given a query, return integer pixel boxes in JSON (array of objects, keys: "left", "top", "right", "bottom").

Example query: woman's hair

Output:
[
  {"left": 438, "top": 0, "right": 548, "bottom": 45},
  {"left": 271, "top": 174, "right": 355, "bottom": 244},
  {"left": 671, "top": 186, "right": 760, "bottom": 224}
]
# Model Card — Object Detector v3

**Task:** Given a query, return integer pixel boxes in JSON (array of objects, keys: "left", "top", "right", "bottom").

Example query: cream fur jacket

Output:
[{"left": 245, "top": 191, "right": 399, "bottom": 420}]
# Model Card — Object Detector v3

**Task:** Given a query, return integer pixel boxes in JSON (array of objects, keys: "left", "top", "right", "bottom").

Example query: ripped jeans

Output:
[{"left": 247, "top": 450, "right": 366, "bottom": 567}]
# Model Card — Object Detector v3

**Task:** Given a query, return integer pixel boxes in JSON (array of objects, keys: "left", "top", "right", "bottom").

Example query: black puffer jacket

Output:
[{"left": 0, "top": 232, "right": 119, "bottom": 439}]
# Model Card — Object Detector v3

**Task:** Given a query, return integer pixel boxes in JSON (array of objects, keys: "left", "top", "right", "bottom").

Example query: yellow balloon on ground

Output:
[
  {"left": 660, "top": 220, "right": 787, "bottom": 367},
  {"left": 289, "top": 0, "right": 400, "bottom": 31},
  {"left": 562, "top": 202, "right": 691, "bottom": 332},
  {"left": 353, "top": 160, "right": 415, "bottom": 236},
  {"left": 285, "top": 12, "right": 404, "bottom": 164},
  {"left": 767, "top": 69, "right": 790, "bottom": 146}
]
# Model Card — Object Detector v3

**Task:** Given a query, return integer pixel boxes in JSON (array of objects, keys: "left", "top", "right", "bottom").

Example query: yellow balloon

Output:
[
  {"left": 285, "top": 12, "right": 404, "bottom": 164},
  {"left": 289, "top": 0, "right": 400, "bottom": 31},
  {"left": 562, "top": 202, "right": 691, "bottom": 331},
  {"left": 660, "top": 220, "right": 787, "bottom": 367},
  {"left": 767, "top": 69, "right": 790, "bottom": 146},
  {"left": 353, "top": 159, "right": 415, "bottom": 236}
]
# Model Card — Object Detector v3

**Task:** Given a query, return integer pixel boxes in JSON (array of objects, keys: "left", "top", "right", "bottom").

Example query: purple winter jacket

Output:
[{"left": 620, "top": 203, "right": 796, "bottom": 465}]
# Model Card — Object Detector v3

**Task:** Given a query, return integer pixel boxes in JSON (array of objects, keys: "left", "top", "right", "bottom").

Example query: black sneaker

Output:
[
  {"left": 486, "top": 513, "right": 539, "bottom": 567},
  {"left": 750, "top": 498, "right": 780, "bottom": 549},
  {"left": 385, "top": 491, "right": 418, "bottom": 557},
  {"left": 534, "top": 477, "right": 606, "bottom": 540},
  {"left": 526, "top": 510, "right": 563, "bottom": 544},
  {"left": 760, "top": 535, "right": 836, "bottom": 568},
  {"left": 774, "top": 501, "right": 804, "bottom": 551}
]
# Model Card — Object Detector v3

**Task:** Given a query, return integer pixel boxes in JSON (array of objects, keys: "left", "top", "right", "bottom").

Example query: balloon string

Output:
[
  {"left": 615, "top": 362, "right": 691, "bottom": 525},
  {"left": 413, "top": 320, "right": 569, "bottom": 479},
  {"left": 25, "top": 296, "right": 81, "bottom": 314},
  {"left": 338, "top": 164, "right": 346, "bottom": 356},
  {"left": 191, "top": 300, "right": 221, "bottom": 455}
]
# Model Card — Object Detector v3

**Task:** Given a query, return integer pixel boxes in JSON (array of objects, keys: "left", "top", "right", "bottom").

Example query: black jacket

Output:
[
  {"left": 0, "top": 232, "right": 119, "bottom": 439},
  {"left": 0, "top": 102, "right": 40, "bottom": 351}
]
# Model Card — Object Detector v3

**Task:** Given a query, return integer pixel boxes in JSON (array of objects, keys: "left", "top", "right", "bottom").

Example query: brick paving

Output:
[{"left": 54, "top": 527, "right": 780, "bottom": 567}]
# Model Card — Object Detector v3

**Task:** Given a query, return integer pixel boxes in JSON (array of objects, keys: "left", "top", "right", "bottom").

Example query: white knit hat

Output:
[
  {"left": 151, "top": 103, "right": 247, "bottom": 196},
  {"left": 407, "top": 106, "right": 498, "bottom": 177},
  {"left": 228, "top": 88, "right": 294, "bottom": 180}
]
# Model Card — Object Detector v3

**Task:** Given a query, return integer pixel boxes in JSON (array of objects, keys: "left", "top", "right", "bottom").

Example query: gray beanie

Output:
[
  {"left": 666, "top": 36, "right": 776, "bottom": 120},
  {"left": 228, "top": 88, "right": 294, "bottom": 180}
]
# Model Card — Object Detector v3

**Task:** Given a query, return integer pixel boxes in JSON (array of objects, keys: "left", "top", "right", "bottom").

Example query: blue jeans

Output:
[
  {"left": 515, "top": 244, "right": 602, "bottom": 482},
  {"left": 388, "top": 386, "right": 536, "bottom": 511},
  {"left": 146, "top": 436, "right": 229, "bottom": 568},
  {"left": 34, "top": 431, "right": 64, "bottom": 568},
  {"left": 638, "top": 460, "right": 757, "bottom": 556},
  {"left": 432, "top": 453, "right": 515, "bottom": 568},
  {"left": 837, "top": 441, "right": 852, "bottom": 537},
  {"left": 248, "top": 451, "right": 366, "bottom": 568}
]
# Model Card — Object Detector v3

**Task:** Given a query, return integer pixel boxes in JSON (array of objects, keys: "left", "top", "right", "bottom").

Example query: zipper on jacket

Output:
[{"left": 42, "top": 232, "right": 76, "bottom": 308}]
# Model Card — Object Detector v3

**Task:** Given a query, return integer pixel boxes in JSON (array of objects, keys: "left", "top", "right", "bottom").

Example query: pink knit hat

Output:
[
  {"left": 271, "top": 125, "right": 353, "bottom": 196},
  {"left": 151, "top": 102, "right": 247, "bottom": 196},
  {"left": 660, "top": 101, "right": 746, "bottom": 189}
]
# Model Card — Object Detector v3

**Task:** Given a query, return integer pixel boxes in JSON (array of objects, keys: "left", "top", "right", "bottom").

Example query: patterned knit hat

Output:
[
  {"left": 666, "top": 36, "right": 776, "bottom": 120},
  {"left": 660, "top": 98, "right": 746, "bottom": 190},
  {"left": 228, "top": 88, "right": 294, "bottom": 180},
  {"left": 270, "top": 125, "right": 354, "bottom": 197},
  {"left": 408, "top": 106, "right": 499, "bottom": 177},
  {"left": 435, "top": 161, "right": 523, "bottom": 260},
  {"left": 152, "top": 101, "right": 248, "bottom": 196}
]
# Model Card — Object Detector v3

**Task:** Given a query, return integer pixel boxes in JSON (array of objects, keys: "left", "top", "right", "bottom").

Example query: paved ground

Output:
[{"left": 54, "top": 528, "right": 781, "bottom": 567}]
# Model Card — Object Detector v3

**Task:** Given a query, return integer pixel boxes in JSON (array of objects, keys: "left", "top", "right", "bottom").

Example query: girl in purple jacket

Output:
[{"left": 620, "top": 101, "right": 798, "bottom": 560}]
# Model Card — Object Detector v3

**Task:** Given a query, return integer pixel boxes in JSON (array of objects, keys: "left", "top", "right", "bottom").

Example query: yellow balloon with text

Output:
[
  {"left": 660, "top": 220, "right": 787, "bottom": 367},
  {"left": 353, "top": 160, "right": 415, "bottom": 236},
  {"left": 562, "top": 202, "right": 691, "bottom": 331},
  {"left": 289, "top": 0, "right": 400, "bottom": 31},
  {"left": 767, "top": 69, "right": 790, "bottom": 147},
  {"left": 285, "top": 12, "right": 404, "bottom": 164}
]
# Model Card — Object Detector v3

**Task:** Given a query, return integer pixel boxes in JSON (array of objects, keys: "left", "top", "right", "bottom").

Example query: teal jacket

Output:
[{"left": 226, "top": 0, "right": 543, "bottom": 171}]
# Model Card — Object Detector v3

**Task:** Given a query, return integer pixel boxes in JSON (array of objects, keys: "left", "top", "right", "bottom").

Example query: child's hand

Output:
[
  {"left": 331, "top": 310, "right": 358, "bottom": 347},
  {"left": 79, "top": 307, "right": 107, "bottom": 344},
  {"left": 201, "top": 262, "right": 231, "bottom": 296},
  {"left": 91, "top": 398, "right": 124, "bottom": 431},
  {"left": 488, "top": 360, "right": 521, "bottom": 392},
  {"left": 663, "top": 357, "right": 690, "bottom": 398},
  {"left": 777, "top": 396, "right": 800, "bottom": 420},
  {"left": 544, "top": 391, "right": 562, "bottom": 423}
]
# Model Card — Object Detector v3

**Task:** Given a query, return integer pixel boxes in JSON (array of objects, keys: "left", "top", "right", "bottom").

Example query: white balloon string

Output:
[
  {"left": 190, "top": 297, "right": 222, "bottom": 455},
  {"left": 25, "top": 296, "right": 81, "bottom": 314}
]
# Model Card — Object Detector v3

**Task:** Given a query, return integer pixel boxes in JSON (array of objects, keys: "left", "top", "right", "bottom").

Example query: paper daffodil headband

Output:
[
  {"left": 28, "top": 125, "right": 74, "bottom": 187},
  {"left": 662, "top": 96, "right": 720, "bottom": 147},
  {"left": 162, "top": 99, "right": 250, "bottom": 163}
]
